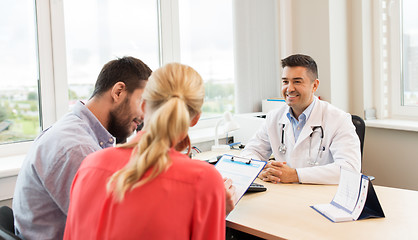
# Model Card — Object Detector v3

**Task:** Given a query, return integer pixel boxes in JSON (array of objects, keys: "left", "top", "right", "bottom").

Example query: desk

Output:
[
  {"left": 192, "top": 149, "right": 242, "bottom": 161},
  {"left": 194, "top": 151, "right": 418, "bottom": 240},
  {"left": 227, "top": 180, "right": 418, "bottom": 240}
]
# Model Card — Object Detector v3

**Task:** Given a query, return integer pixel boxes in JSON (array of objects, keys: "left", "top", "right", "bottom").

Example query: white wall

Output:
[
  {"left": 287, "top": 0, "right": 418, "bottom": 191},
  {"left": 290, "top": 0, "right": 332, "bottom": 103},
  {"left": 232, "top": 0, "right": 418, "bottom": 191},
  {"left": 233, "top": 0, "right": 281, "bottom": 113},
  {"left": 363, "top": 127, "right": 418, "bottom": 191},
  {"left": 289, "top": 0, "right": 351, "bottom": 111}
]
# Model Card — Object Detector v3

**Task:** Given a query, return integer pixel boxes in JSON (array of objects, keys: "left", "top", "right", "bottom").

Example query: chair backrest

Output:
[
  {"left": 0, "top": 206, "right": 21, "bottom": 240},
  {"left": 0, "top": 227, "right": 22, "bottom": 240},
  {"left": 351, "top": 115, "right": 365, "bottom": 160}
]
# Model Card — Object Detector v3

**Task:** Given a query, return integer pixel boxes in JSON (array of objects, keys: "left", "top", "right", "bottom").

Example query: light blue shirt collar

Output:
[{"left": 286, "top": 97, "right": 317, "bottom": 142}]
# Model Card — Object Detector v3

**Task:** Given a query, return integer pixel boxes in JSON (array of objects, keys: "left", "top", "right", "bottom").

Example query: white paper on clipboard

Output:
[{"left": 215, "top": 154, "right": 266, "bottom": 204}]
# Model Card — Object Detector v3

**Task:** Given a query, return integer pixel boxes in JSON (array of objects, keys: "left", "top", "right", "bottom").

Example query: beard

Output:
[{"left": 107, "top": 97, "right": 135, "bottom": 142}]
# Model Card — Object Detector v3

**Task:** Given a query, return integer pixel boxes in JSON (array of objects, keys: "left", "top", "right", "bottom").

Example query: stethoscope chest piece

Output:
[
  {"left": 278, "top": 123, "right": 287, "bottom": 154},
  {"left": 278, "top": 144, "right": 287, "bottom": 154}
]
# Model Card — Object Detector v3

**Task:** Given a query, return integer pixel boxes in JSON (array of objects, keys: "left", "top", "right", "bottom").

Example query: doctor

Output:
[{"left": 241, "top": 54, "right": 361, "bottom": 184}]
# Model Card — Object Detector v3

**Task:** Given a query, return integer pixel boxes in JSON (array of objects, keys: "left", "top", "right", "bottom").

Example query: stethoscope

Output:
[{"left": 278, "top": 123, "right": 324, "bottom": 165}]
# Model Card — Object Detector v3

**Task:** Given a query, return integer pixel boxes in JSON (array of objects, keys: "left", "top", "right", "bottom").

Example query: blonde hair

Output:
[{"left": 107, "top": 63, "right": 204, "bottom": 201}]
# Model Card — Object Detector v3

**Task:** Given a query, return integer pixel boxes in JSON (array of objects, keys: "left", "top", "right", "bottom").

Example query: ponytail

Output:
[{"left": 107, "top": 63, "right": 204, "bottom": 201}]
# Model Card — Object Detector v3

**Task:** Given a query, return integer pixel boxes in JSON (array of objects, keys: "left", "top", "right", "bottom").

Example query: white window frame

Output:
[
  {"left": 386, "top": 0, "right": 418, "bottom": 119},
  {"left": 159, "top": 0, "right": 232, "bottom": 130},
  {"left": 0, "top": 0, "right": 68, "bottom": 157},
  {"left": 3, "top": 0, "right": 277, "bottom": 157},
  {"left": 0, "top": 0, "right": 226, "bottom": 157}
]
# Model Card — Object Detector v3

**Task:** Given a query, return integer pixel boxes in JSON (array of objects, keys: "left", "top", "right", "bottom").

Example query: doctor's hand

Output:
[
  {"left": 224, "top": 178, "right": 237, "bottom": 215},
  {"left": 258, "top": 161, "right": 299, "bottom": 183}
]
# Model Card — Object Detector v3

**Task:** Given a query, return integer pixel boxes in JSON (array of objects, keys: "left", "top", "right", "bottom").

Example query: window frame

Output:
[
  {"left": 387, "top": 0, "right": 418, "bottom": 119},
  {"left": 159, "top": 0, "right": 233, "bottom": 129},
  {"left": 0, "top": 0, "right": 67, "bottom": 157},
  {"left": 0, "top": 0, "right": 230, "bottom": 156}
]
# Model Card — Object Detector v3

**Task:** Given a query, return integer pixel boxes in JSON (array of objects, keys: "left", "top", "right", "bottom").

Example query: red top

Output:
[{"left": 64, "top": 134, "right": 225, "bottom": 240}]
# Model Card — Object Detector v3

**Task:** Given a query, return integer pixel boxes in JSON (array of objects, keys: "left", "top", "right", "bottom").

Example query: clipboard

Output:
[
  {"left": 311, "top": 168, "right": 385, "bottom": 222},
  {"left": 215, "top": 154, "right": 266, "bottom": 204}
]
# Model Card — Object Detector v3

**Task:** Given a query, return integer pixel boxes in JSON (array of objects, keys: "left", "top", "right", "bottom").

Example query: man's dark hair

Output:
[
  {"left": 91, "top": 56, "right": 152, "bottom": 98},
  {"left": 281, "top": 54, "right": 318, "bottom": 80}
]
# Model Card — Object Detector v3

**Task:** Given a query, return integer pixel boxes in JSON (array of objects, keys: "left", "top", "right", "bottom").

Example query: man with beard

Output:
[{"left": 13, "top": 56, "right": 152, "bottom": 240}]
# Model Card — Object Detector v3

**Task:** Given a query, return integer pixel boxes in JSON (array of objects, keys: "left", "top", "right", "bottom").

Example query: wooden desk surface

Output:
[
  {"left": 192, "top": 149, "right": 242, "bottom": 161},
  {"left": 194, "top": 150, "right": 418, "bottom": 239},
  {"left": 227, "top": 180, "right": 418, "bottom": 240}
]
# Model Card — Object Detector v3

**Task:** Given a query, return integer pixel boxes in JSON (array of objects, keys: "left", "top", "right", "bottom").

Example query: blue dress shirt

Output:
[
  {"left": 13, "top": 101, "right": 114, "bottom": 240},
  {"left": 286, "top": 98, "right": 317, "bottom": 142}
]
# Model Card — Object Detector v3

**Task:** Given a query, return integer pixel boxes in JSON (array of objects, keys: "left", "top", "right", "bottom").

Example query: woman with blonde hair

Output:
[{"left": 64, "top": 63, "right": 226, "bottom": 240}]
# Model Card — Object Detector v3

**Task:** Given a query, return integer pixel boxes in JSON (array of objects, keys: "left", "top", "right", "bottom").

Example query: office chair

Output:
[
  {"left": 0, "top": 206, "right": 21, "bottom": 240},
  {"left": 351, "top": 115, "right": 375, "bottom": 180},
  {"left": 351, "top": 115, "right": 365, "bottom": 159}
]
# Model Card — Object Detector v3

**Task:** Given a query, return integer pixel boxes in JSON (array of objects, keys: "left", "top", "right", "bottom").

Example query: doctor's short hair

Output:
[
  {"left": 90, "top": 56, "right": 152, "bottom": 99},
  {"left": 281, "top": 54, "right": 318, "bottom": 81}
]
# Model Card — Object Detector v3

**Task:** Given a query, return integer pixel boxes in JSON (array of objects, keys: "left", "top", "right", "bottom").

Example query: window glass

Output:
[
  {"left": 63, "top": 0, "right": 160, "bottom": 105},
  {"left": 402, "top": 0, "right": 418, "bottom": 106},
  {"left": 0, "top": 0, "right": 40, "bottom": 144},
  {"left": 178, "top": 0, "right": 234, "bottom": 118}
]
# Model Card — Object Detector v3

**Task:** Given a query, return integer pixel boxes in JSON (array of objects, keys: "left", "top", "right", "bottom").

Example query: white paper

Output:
[
  {"left": 332, "top": 168, "right": 362, "bottom": 212},
  {"left": 311, "top": 168, "right": 369, "bottom": 222},
  {"left": 215, "top": 154, "right": 266, "bottom": 204},
  {"left": 312, "top": 203, "right": 353, "bottom": 222}
]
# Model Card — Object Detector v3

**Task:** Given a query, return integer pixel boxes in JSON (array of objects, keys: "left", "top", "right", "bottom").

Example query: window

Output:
[
  {"left": 0, "top": 0, "right": 238, "bottom": 156},
  {"left": 401, "top": 0, "right": 418, "bottom": 107},
  {"left": 178, "top": 0, "right": 235, "bottom": 118},
  {"left": 383, "top": 0, "right": 418, "bottom": 119},
  {"left": 63, "top": 0, "right": 160, "bottom": 106},
  {"left": 0, "top": 1, "right": 40, "bottom": 145}
]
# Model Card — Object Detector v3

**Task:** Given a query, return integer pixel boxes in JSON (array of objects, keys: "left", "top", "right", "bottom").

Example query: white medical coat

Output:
[{"left": 241, "top": 97, "right": 361, "bottom": 184}]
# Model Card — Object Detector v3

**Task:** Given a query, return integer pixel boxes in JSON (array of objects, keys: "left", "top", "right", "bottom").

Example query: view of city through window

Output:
[
  {"left": 402, "top": 0, "right": 418, "bottom": 106},
  {"left": 64, "top": 0, "right": 160, "bottom": 106},
  {"left": 0, "top": 0, "right": 235, "bottom": 145},
  {"left": 0, "top": 1, "right": 40, "bottom": 144},
  {"left": 178, "top": 0, "right": 234, "bottom": 118}
]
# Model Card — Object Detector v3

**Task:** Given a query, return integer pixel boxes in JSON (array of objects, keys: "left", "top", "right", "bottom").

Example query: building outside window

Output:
[
  {"left": 377, "top": 0, "right": 418, "bottom": 119},
  {"left": 0, "top": 1, "right": 40, "bottom": 145},
  {"left": 0, "top": 0, "right": 236, "bottom": 149},
  {"left": 401, "top": 0, "right": 418, "bottom": 107},
  {"left": 63, "top": 0, "right": 160, "bottom": 106},
  {"left": 178, "top": 0, "right": 234, "bottom": 118}
]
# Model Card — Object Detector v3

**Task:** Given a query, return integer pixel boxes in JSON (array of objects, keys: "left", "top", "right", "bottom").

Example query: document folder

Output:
[
  {"left": 215, "top": 154, "right": 266, "bottom": 204},
  {"left": 311, "top": 168, "right": 384, "bottom": 222}
]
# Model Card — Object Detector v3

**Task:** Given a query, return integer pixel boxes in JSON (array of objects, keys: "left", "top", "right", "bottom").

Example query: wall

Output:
[
  {"left": 234, "top": 0, "right": 281, "bottom": 113},
  {"left": 289, "top": 0, "right": 351, "bottom": 112},
  {"left": 290, "top": 0, "right": 332, "bottom": 102},
  {"left": 363, "top": 127, "right": 418, "bottom": 191},
  {"left": 0, "top": 199, "right": 12, "bottom": 208},
  {"left": 348, "top": 0, "right": 418, "bottom": 191},
  {"left": 288, "top": 0, "right": 418, "bottom": 191}
]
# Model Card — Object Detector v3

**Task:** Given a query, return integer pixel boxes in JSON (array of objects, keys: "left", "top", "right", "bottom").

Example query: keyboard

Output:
[{"left": 246, "top": 182, "right": 267, "bottom": 193}]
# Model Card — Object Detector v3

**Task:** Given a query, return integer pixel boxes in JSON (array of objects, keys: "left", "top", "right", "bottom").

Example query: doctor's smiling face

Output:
[{"left": 281, "top": 66, "right": 319, "bottom": 119}]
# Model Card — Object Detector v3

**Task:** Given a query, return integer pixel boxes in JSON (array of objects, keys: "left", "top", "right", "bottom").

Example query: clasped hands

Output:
[{"left": 258, "top": 160, "right": 299, "bottom": 183}]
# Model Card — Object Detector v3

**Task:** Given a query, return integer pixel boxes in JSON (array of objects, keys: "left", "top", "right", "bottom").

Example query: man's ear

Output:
[
  {"left": 111, "top": 82, "right": 126, "bottom": 103},
  {"left": 190, "top": 113, "right": 201, "bottom": 127},
  {"left": 141, "top": 99, "right": 146, "bottom": 114},
  {"left": 312, "top": 79, "right": 320, "bottom": 92}
]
